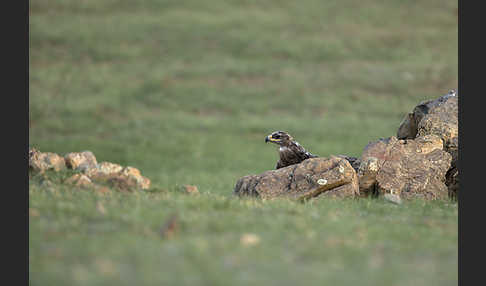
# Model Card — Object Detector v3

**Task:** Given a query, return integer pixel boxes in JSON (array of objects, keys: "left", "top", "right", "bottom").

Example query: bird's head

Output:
[{"left": 265, "top": 131, "right": 293, "bottom": 146}]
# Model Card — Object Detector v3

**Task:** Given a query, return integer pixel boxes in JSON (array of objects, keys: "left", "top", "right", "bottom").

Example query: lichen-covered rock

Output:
[
  {"left": 89, "top": 172, "right": 140, "bottom": 192},
  {"left": 85, "top": 161, "right": 123, "bottom": 177},
  {"left": 64, "top": 174, "right": 93, "bottom": 188},
  {"left": 416, "top": 93, "right": 458, "bottom": 152},
  {"left": 29, "top": 148, "right": 151, "bottom": 192},
  {"left": 357, "top": 156, "right": 380, "bottom": 197},
  {"left": 397, "top": 89, "right": 457, "bottom": 141},
  {"left": 337, "top": 155, "right": 361, "bottom": 173},
  {"left": 29, "top": 148, "right": 66, "bottom": 173},
  {"left": 357, "top": 137, "right": 397, "bottom": 197},
  {"left": 64, "top": 151, "right": 98, "bottom": 173},
  {"left": 89, "top": 166, "right": 151, "bottom": 191},
  {"left": 120, "top": 167, "right": 151, "bottom": 189},
  {"left": 358, "top": 135, "right": 451, "bottom": 200},
  {"left": 396, "top": 89, "right": 458, "bottom": 196},
  {"left": 234, "top": 156, "right": 359, "bottom": 200},
  {"left": 97, "top": 161, "right": 124, "bottom": 174}
]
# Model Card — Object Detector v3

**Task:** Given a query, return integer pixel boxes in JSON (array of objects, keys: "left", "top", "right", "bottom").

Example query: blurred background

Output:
[
  {"left": 29, "top": 0, "right": 457, "bottom": 193},
  {"left": 29, "top": 1, "right": 458, "bottom": 285}
]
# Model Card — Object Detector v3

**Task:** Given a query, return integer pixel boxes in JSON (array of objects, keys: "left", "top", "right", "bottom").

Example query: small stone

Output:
[
  {"left": 384, "top": 193, "right": 402, "bottom": 205},
  {"left": 104, "top": 174, "right": 140, "bottom": 192},
  {"left": 96, "top": 201, "right": 106, "bottom": 215},
  {"left": 240, "top": 233, "right": 261, "bottom": 247},
  {"left": 65, "top": 174, "right": 93, "bottom": 188},
  {"left": 93, "top": 185, "right": 112, "bottom": 194},
  {"left": 40, "top": 179, "right": 54, "bottom": 188},
  {"left": 64, "top": 151, "right": 98, "bottom": 173},
  {"left": 183, "top": 185, "right": 199, "bottom": 195},
  {"left": 94, "top": 259, "right": 115, "bottom": 276},
  {"left": 317, "top": 179, "right": 328, "bottom": 185},
  {"left": 29, "top": 208, "right": 40, "bottom": 217}
]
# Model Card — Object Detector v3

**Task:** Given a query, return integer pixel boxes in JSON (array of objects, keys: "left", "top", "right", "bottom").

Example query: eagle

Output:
[{"left": 265, "top": 131, "right": 318, "bottom": 169}]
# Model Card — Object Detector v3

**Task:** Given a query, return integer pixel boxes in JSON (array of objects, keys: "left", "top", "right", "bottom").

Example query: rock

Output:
[
  {"left": 445, "top": 166, "right": 459, "bottom": 199},
  {"left": 397, "top": 89, "right": 457, "bottom": 141},
  {"left": 240, "top": 233, "right": 261, "bottom": 247},
  {"left": 89, "top": 173, "right": 138, "bottom": 192},
  {"left": 359, "top": 135, "right": 451, "bottom": 200},
  {"left": 96, "top": 201, "right": 107, "bottom": 215},
  {"left": 357, "top": 157, "right": 380, "bottom": 197},
  {"left": 83, "top": 162, "right": 150, "bottom": 191},
  {"left": 88, "top": 166, "right": 150, "bottom": 192},
  {"left": 416, "top": 92, "right": 458, "bottom": 153},
  {"left": 337, "top": 155, "right": 361, "bottom": 173},
  {"left": 183, "top": 185, "right": 199, "bottom": 195},
  {"left": 417, "top": 93, "right": 458, "bottom": 196},
  {"left": 40, "top": 178, "right": 54, "bottom": 188},
  {"left": 384, "top": 193, "right": 402, "bottom": 205},
  {"left": 84, "top": 161, "right": 124, "bottom": 178},
  {"left": 357, "top": 137, "right": 397, "bottom": 197},
  {"left": 29, "top": 148, "right": 66, "bottom": 173},
  {"left": 396, "top": 89, "right": 458, "bottom": 196},
  {"left": 65, "top": 174, "right": 93, "bottom": 188},
  {"left": 93, "top": 185, "right": 112, "bottom": 194},
  {"left": 29, "top": 148, "right": 151, "bottom": 193},
  {"left": 29, "top": 208, "right": 40, "bottom": 217},
  {"left": 91, "top": 162, "right": 123, "bottom": 176},
  {"left": 234, "top": 156, "right": 359, "bottom": 200},
  {"left": 119, "top": 167, "right": 151, "bottom": 190},
  {"left": 64, "top": 151, "right": 98, "bottom": 173}
]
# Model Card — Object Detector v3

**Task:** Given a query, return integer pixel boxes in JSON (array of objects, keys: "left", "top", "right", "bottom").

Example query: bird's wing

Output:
[{"left": 290, "top": 141, "right": 318, "bottom": 161}]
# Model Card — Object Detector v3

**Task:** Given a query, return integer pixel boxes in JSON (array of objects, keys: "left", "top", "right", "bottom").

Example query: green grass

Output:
[
  {"left": 29, "top": 179, "right": 457, "bottom": 286},
  {"left": 29, "top": 0, "right": 458, "bottom": 285}
]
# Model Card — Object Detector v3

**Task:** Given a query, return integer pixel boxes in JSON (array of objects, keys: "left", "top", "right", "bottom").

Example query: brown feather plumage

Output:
[{"left": 265, "top": 131, "right": 317, "bottom": 169}]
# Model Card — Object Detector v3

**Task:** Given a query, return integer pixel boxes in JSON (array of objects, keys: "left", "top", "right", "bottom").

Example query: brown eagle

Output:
[{"left": 265, "top": 131, "right": 318, "bottom": 169}]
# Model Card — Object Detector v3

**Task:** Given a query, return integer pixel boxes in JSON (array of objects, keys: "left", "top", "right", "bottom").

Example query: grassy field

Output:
[{"left": 29, "top": 0, "right": 458, "bottom": 285}]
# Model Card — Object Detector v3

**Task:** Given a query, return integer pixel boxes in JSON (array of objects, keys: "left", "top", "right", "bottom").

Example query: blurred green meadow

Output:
[{"left": 29, "top": 0, "right": 458, "bottom": 285}]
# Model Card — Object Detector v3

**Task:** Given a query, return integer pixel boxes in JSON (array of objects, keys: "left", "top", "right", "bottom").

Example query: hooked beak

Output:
[{"left": 265, "top": 135, "right": 280, "bottom": 143}]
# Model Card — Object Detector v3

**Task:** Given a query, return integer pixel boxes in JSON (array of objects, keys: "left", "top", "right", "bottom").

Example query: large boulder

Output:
[
  {"left": 397, "top": 90, "right": 457, "bottom": 141},
  {"left": 234, "top": 156, "right": 359, "bottom": 200},
  {"left": 358, "top": 135, "right": 452, "bottom": 200},
  {"left": 396, "top": 89, "right": 458, "bottom": 197}
]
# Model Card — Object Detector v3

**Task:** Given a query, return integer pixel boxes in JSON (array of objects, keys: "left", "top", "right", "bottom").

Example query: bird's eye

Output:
[{"left": 273, "top": 134, "right": 280, "bottom": 139}]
